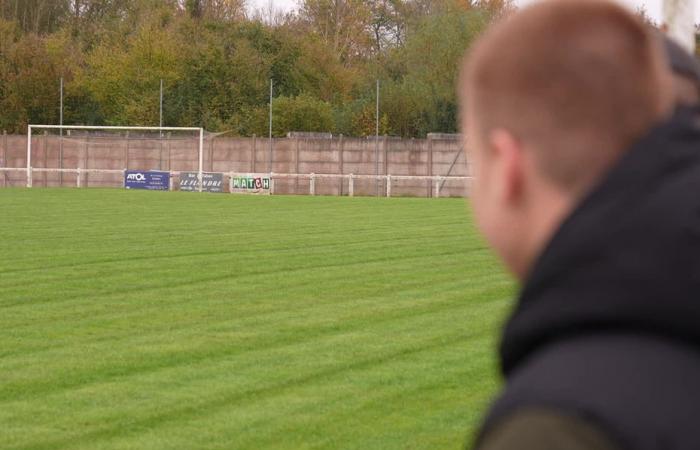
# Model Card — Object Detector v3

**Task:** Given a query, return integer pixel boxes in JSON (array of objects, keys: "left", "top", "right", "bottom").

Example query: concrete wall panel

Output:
[{"left": 2, "top": 134, "right": 468, "bottom": 196}]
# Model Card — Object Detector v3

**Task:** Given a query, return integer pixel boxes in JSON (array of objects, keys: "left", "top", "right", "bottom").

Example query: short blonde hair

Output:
[{"left": 460, "top": 0, "right": 673, "bottom": 193}]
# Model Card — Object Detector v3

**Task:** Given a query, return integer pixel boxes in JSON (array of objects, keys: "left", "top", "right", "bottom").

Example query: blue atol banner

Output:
[{"left": 124, "top": 170, "right": 170, "bottom": 191}]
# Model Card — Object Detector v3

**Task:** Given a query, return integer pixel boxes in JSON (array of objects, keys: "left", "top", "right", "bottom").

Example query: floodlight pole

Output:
[
  {"left": 159, "top": 79, "right": 163, "bottom": 134},
  {"left": 198, "top": 127, "right": 204, "bottom": 193},
  {"left": 159, "top": 79, "right": 164, "bottom": 170},
  {"left": 269, "top": 78, "right": 273, "bottom": 174},
  {"left": 59, "top": 78, "right": 63, "bottom": 130},
  {"left": 59, "top": 77, "right": 64, "bottom": 185},
  {"left": 375, "top": 79, "right": 380, "bottom": 197},
  {"left": 26, "top": 125, "right": 31, "bottom": 188}
]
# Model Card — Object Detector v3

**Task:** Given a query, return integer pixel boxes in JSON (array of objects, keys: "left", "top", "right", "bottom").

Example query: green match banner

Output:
[{"left": 231, "top": 174, "right": 271, "bottom": 194}]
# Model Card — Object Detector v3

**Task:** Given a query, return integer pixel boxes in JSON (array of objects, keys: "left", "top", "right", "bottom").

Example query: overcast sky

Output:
[{"left": 246, "top": 0, "right": 699, "bottom": 23}]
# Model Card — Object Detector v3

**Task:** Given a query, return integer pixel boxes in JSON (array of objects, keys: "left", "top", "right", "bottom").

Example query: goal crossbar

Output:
[{"left": 26, "top": 124, "right": 205, "bottom": 191}]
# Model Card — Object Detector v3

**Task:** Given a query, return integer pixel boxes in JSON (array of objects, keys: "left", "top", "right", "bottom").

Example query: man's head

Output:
[{"left": 459, "top": 0, "right": 674, "bottom": 279}]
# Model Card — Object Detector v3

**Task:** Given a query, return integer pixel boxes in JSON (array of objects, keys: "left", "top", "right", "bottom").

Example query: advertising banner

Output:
[
  {"left": 231, "top": 175, "right": 271, "bottom": 194},
  {"left": 180, "top": 172, "right": 224, "bottom": 193},
  {"left": 124, "top": 170, "right": 170, "bottom": 191}
]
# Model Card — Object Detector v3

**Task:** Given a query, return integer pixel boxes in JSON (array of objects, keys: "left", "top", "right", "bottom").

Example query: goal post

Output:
[{"left": 26, "top": 125, "right": 204, "bottom": 191}]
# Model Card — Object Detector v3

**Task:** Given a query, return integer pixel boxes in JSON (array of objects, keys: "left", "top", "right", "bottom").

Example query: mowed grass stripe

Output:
[
  {"left": 0, "top": 189, "right": 513, "bottom": 450},
  {"left": 4, "top": 306, "right": 503, "bottom": 450},
  {"left": 0, "top": 278, "right": 504, "bottom": 401},
  {"left": 0, "top": 230, "right": 475, "bottom": 277},
  {"left": 2, "top": 254, "right": 496, "bottom": 335},
  {"left": 0, "top": 244, "right": 478, "bottom": 301},
  {"left": 2, "top": 304, "right": 504, "bottom": 449},
  {"left": 0, "top": 259, "right": 500, "bottom": 362},
  {"left": 1, "top": 260, "right": 504, "bottom": 378}
]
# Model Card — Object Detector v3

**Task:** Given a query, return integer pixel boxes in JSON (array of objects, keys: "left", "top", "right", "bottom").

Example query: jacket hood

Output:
[{"left": 500, "top": 107, "right": 700, "bottom": 376}]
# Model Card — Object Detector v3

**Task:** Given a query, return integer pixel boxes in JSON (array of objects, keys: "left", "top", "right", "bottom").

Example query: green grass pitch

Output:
[{"left": 0, "top": 188, "right": 513, "bottom": 450}]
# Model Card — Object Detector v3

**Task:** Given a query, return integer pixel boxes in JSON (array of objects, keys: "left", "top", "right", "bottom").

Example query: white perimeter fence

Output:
[
  {"left": 0, "top": 167, "right": 470, "bottom": 198},
  {"left": 0, "top": 125, "right": 472, "bottom": 197}
]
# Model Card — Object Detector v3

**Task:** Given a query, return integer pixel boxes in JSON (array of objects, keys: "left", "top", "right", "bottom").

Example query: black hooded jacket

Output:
[{"left": 477, "top": 107, "right": 700, "bottom": 450}]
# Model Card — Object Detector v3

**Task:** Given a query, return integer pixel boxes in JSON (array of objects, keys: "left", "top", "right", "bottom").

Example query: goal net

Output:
[{"left": 26, "top": 125, "right": 204, "bottom": 190}]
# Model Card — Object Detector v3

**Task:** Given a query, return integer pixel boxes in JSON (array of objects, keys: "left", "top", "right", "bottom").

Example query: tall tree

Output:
[
  {"left": 0, "top": 0, "right": 70, "bottom": 34},
  {"left": 0, "top": 0, "right": 507, "bottom": 136},
  {"left": 186, "top": 0, "right": 246, "bottom": 21},
  {"left": 298, "top": 0, "right": 372, "bottom": 64}
]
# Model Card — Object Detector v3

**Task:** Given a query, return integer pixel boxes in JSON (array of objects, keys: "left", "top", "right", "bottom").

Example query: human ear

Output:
[{"left": 488, "top": 129, "right": 525, "bottom": 204}]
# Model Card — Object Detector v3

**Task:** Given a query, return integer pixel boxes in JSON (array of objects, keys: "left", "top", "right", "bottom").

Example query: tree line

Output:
[{"left": 0, "top": 0, "right": 509, "bottom": 137}]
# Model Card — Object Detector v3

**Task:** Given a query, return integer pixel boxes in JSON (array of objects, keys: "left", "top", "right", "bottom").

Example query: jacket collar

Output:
[{"left": 500, "top": 107, "right": 700, "bottom": 376}]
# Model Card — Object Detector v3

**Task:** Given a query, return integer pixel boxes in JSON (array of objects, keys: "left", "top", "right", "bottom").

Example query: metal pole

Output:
[
  {"left": 427, "top": 135, "right": 433, "bottom": 197},
  {"left": 198, "top": 128, "right": 204, "bottom": 193},
  {"left": 43, "top": 131, "right": 48, "bottom": 187},
  {"left": 269, "top": 79, "right": 273, "bottom": 174},
  {"left": 26, "top": 125, "right": 32, "bottom": 187},
  {"left": 252, "top": 134, "right": 257, "bottom": 172},
  {"left": 60, "top": 78, "right": 63, "bottom": 128},
  {"left": 84, "top": 134, "right": 89, "bottom": 188},
  {"left": 159, "top": 80, "right": 164, "bottom": 169},
  {"left": 59, "top": 77, "right": 63, "bottom": 186},
  {"left": 159, "top": 79, "right": 163, "bottom": 133},
  {"left": 125, "top": 131, "right": 130, "bottom": 170},
  {"left": 375, "top": 79, "right": 380, "bottom": 196},
  {"left": 2, "top": 130, "right": 7, "bottom": 187},
  {"left": 339, "top": 134, "right": 344, "bottom": 195},
  {"left": 167, "top": 132, "right": 171, "bottom": 171}
]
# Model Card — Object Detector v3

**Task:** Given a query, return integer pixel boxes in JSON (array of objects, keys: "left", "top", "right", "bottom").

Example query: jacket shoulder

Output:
[
  {"left": 476, "top": 409, "right": 620, "bottom": 450},
  {"left": 482, "top": 334, "right": 700, "bottom": 450}
]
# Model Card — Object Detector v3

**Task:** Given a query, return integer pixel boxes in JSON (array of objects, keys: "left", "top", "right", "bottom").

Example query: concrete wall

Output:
[{"left": 0, "top": 132, "right": 469, "bottom": 197}]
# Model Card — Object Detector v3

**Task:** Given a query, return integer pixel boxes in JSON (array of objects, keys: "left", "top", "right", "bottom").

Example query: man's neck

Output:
[{"left": 516, "top": 186, "right": 575, "bottom": 281}]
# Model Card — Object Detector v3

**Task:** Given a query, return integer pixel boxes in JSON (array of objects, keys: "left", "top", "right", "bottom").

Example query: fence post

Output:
[
  {"left": 229, "top": 172, "right": 234, "bottom": 193},
  {"left": 349, "top": 174, "right": 354, "bottom": 197},
  {"left": 59, "top": 128, "right": 64, "bottom": 187},
  {"left": 338, "top": 134, "right": 344, "bottom": 195},
  {"left": 123, "top": 169, "right": 126, "bottom": 188},
  {"left": 310, "top": 173, "right": 315, "bottom": 196},
  {"left": 26, "top": 126, "right": 32, "bottom": 188},
  {"left": 209, "top": 137, "right": 214, "bottom": 172},
  {"left": 2, "top": 130, "right": 6, "bottom": 187},
  {"left": 252, "top": 134, "right": 257, "bottom": 173},
  {"left": 435, "top": 177, "right": 441, "bottom": 198},
  {"left": 84, "top": 134, "right": 89, "bottom": 188},
  {"left": 295, "top": 137, "right": 300, "bottom": 194},
  {"left": 383, "top": 135, "right": 388, "bottom": 196},
  {"left": 77, "top": 167, "right": 81, "bottom": 188},
  {"left": 159, "top": 132, "right": 164, "bottom": 171},
  {"left": 124, "top": 131, "right": 130, "bottom": 171},
  {"left": 169, "top": 174, "right": 174, "bottom": 191},
  {"left": 387, "top": 174, "right": 391, "bottom": 197},
  {"left": 269, "top": 174, "right": 275, "bottom": 195},
  {"left": 167, "top": 132, "right": 172, "bottom": 171},
  {"left": 427, "top": 135, "right": 433, "bottom": 197},
  {"left": 43, "top": 131, "right": 48, "bottom": 187}
]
